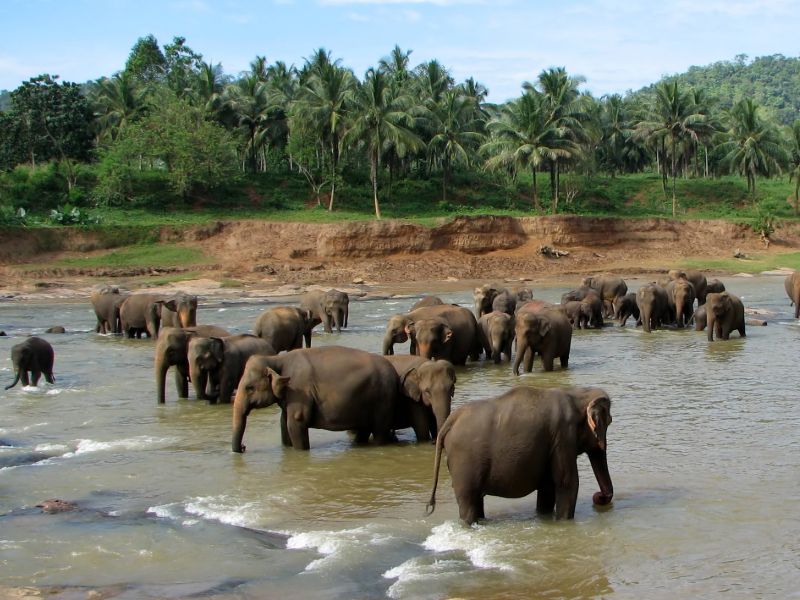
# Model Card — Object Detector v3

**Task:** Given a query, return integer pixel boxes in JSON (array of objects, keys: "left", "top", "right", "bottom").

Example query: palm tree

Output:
[
  {"left": 789, "top": 120, "right": 800, "bottom": 215},
  {"left": 193, "top": 61, "right": 227, "bottom": 118},
  {"left": 344, "top": 68, "right": 424, "bottom": 219},
  {"left": 426, "top": 88, "right": 486, "bottom": 202},
  {"left": 635, "top": 81, "right": 714, "bottom": 216},
  {"left": 481, "top": 90, "right": 562, "bottom": 210},
  {"left": 294, "top": 53, "right": 355, "bottom": 210},
  {"left": 716, "top": 98, "right": 788, "bottom": 200},
  {"left": 378, "top": 45, "right": 413, "bottom": 84},
  {"left": 90, "top": 71, "right": 147, "bottom": 142},
  {"left": 224, "top": 74, "right": 276, "bottom": 172}
]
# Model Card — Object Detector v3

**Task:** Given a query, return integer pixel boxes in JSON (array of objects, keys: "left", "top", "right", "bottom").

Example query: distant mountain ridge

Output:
[{"left": 633, "top": 53, "right": 800, "bottom": 125}]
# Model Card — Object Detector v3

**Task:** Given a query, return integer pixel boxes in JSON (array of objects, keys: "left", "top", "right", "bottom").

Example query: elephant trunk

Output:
[
  {"left": 332, "top": 309, "right": 342, "bottom": 333},
  {"left": 417, "top": 342, "right": 434, "bottom": 360},
  {"left": 512, "top": 338, "right": 527, "bottom": 375},
  {"left": 382, "top": 332, "right": 395, "bottom": 355},
  {"left": 490, "top": 331, "right": 504, "bottom": 364},
  {"left": 232, "top": 393, "right": 250, "bottom": 453},
  {"left": 675, "top": 298, "right": 685, "bottom": 328},
  {"left": 587, "top": 448, "right": 614, "bottom": 505},
  {"left": 641, "top": 307, "right": 651, "bottom": 333},
  {"left": 190, "top": 361, "right": 208, "bottom": 400}
]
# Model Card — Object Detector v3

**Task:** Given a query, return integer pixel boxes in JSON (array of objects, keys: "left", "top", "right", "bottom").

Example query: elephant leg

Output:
[
  {"left": 20, "top": 371, "right": 30, "bottom": 386},
  {"left": 409, "top": 404, "right": 432, "bottom": 442},
  {"left": 287, "top": 407, "right": 311, "bottom": 450},
  {"left": 553, "top": 459, "right": 579, "bottom": 520},
  {"left": 455, "top": 489, "right": 484, "bottom": 525},
  {"left": 559, "top": 352, "right": 569, "bottom": 369},
  {"left": 175, "top": 364, "right": 189, "bottom": 398},
  {"left": 410, "top": 337, "right": 417, "bottom": 356},
  {"left": 30, "top": 370, "right": 42, "bottom": 386},
  {"left": 541, "top": 352, "right": 555, "bottom": 372},
  {"left": 304, "top": 330, "right": 312, "bottom": 348},
  {"left": 524, "top": 348, "right": 534, "bottom": 373},
  {"left": 738, "top": 322, "right": 746, "bottom": 337},
  {"left": 536, "top": 476, "right": 556, "bottom": 515},
  {"left": 354, "top": 429, "right": 371, "bottom": 444},
  {"left": 323, "top": 315, "right": 332, "bottom": 334},
  {"left": 280, "top": 411, "right": 292, "bottom": 447},
  {"left": 292, "top": 333, "right": 303, "bottom": 350}
]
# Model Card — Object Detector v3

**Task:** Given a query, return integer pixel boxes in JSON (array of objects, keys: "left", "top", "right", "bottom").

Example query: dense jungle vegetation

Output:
[{"left": 1, "top": 35, "right": 799, "bottom": 231}]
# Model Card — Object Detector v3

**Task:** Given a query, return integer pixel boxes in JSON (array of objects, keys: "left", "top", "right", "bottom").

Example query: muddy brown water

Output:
[{"left": 1, "top": 276, "right": 798, "bottom": 599}]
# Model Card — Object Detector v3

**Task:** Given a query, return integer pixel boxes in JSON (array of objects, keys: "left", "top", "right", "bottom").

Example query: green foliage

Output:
[
  {"left": 51, "top": 244, "right": 209, "bottom": 269},
  {"left": 0, "top": 205, "right": 30, "bottom": 226},
  {"left": 124, "top": 34, "right": 167, "bottom": 84},
  {"left": 47, "top": 203, "right": 100, "bottom": 226}
]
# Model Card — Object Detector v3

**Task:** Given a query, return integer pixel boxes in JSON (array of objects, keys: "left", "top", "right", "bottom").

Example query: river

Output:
[{"left": 1, "top": 275, "right": 798, "bottom": 599}]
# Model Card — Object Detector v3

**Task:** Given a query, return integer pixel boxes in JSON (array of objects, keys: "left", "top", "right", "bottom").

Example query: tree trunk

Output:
[
  {"left": 531, "top": 167, "right": 540, "bottom": 211},
  {"left": 372, "top": 152, "right": 381, "bottom": 220}
]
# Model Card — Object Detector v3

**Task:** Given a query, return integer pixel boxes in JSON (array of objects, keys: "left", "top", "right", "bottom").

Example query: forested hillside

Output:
[{"left": 636, "top": 54, "right": 800, "bottom": 125}]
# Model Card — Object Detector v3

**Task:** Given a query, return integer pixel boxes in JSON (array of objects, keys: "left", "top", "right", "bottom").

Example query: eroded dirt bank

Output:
[{"left": 1, "top": 215, "right": 796, "bottom": 297}]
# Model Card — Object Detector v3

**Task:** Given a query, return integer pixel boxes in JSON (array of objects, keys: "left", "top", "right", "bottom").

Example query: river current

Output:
[{"left": 1, "top": 275, "right": 798, "bottom": 599}]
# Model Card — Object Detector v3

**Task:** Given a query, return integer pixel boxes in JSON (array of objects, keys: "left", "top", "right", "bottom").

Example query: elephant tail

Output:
[
  {"left": 5, "top": 371, "right": 21, "bottom": 390},
  {"left": 426, "top": 418, "right": 452, "bottom": 515}
]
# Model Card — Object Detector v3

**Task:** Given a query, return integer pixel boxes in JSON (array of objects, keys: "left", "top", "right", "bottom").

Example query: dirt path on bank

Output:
[{"left": 0, "top": 215, "right": 797, "bottom": 300}]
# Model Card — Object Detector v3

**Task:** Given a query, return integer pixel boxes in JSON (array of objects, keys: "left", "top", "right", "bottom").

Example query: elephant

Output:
[
  {"left": 44, "top": 326, "right": 65, "bottom": 334},
  {"left": 473, "top": 284, "right": 509, "bottom": 319},
  {"left": 576, "top": 294, "right": 603, "bottom": 329},
  {"left": 514, "top": 287, "right": 534, "bottom": 302},
  {"left": 119, "top": 293, "right": 197, "bottom": 339},
  {"left": 692, "top": 305, "right": 707, "bottom": 331},
  {"left": 254, "top": 306, "right": 313, "bottom": 353},
  {"left": 513, "top": 307, "right": 572, "bottom": 375},
  {"left": 516, "top": 299, "right": 555, "bottom": 316},
  {"left": 491, "top": 290, "right": 517, "bottom": 315},
  {"left": 705, "top": 278, "right": 726, "bottom": 296},
  {"left": 668, "top": 269, "right": 708, "bottom": 306},
  {"left": 581, "top": 275, "right": 628, "bottom": 316},
  {"left": 477, "top": 311, "right": 515, "bottom": 363},
  {"left": 159, "top": 293, "right": 198, "bottom": 330},
  {"left": 613, "top": 293, "right": 640, "bottom": 327},
  {"left": 188, "top": 334, "right": 275, "bottom": 404},
  {"left": 705, "top": 292, "right": 746, "bottom": 341},
  {"left": 562, "top": 301, "right": 592, "bottom": 330},
  {"left": 784, "top": 272, "right": 800, "bottom": 318},
  {"left": 386, "top": 355, "right": 456, "bottom": 442},
  {"left": 5, "top": 336, "right": 55, "bottom": 390},
  {"left": 382, "top": 304, "right": 481, "bottom": 365},
  {"left": 636, "top": 283, "right": 670, "bottom": 333},
  {"left": 426, "top": 386, "right": 614, "bottom": 524},
  {"left": 665, "top": 277, "right": 696, "bottom": 328},
  {"left": 90, "top": 285, "right": 128, "bottom": 334},
  {"left": 300, "top": 289, "right": 349, "bottom": 335},
  {"left": 411, "top": 296, "right": 444, "bottom": 310},
  {"left": 232, "top": 346, "right": 401, "bottom": 452},
  {"left": 560, "top": 286, "right": 596, "bottom": 304},
  {"left": 154, "top": 325, "right": 230, "bottom": 404}
]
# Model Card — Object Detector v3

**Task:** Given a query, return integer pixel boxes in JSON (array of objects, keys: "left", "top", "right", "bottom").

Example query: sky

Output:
[{"left": 0, "top": 0, "right": 797, "bottom": 103}]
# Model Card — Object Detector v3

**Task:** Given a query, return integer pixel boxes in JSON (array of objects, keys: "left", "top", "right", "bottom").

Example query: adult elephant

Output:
[
  {"left": 90, "top": 285, "right": 128, "bottom": 334},
  {"left": 692, "top": 305, "right": 707, "bottom": 331},
  {"left": 300, "top": 289, "right": 350, "bottom": 336},
  {"left": 411, "top": 296, "right": 444, "bottom": 310},
  {"left": 613, "top": 293, "right": 640, "bottom": 327},
  {"left": 5, "top": 337, "right": 55, "bottom": 390},
  {"left": 382, "top": 304, "right": 481, "bottom": 365},
  {"left": 705, "top": 292, "right": 746, "bottom": 341},
  {"left": 477, "top": 311, "right": 515, "bottom": 363},
  {"left": 188, "top": 334, "right": 275, "bottom": 404},
  {"left": 386, "top": 355, "right": 456, "bottom": 442},
  {"left": 232, "top": 347, "right": 401, "bottom": 452},
  {"left": 705, "top": 278, "right": 726, "bottom": 296},
  {"left": 254, "top": 306, "right": 313, "bottom": 353},
  {"left": 669, "top": 269, "right": 708, "bottom": 306},
  {"left": 581, "top": 275, "right": 628, "bottom": 316},
  {"left": 154, "top": 325, "right": 230, "bottom": 404},
  {"left": 560, "top": 286, "right": 596, "bottom": 305},
  {"left": 473, "top": 284, "right": 508, "bottom": 319},
  {"left": 426, "top": 386, "right": 614, "bottom": 524},
  {"left": 491, "top": 290, "right": 517, "bottom": 315},
  {"left": 513, "top": 306, "right": 572, "bottom": 375},
  {"left": 119, "top": 293, "right": 197, "bottom": 339},
  {"left": 514, "top": 287, "right": 534, "bottom": 302},
  {"left": 665, "top": 277, "right": 696, "bottom": 328},
  {"left": 784, "top": 272, "right": 800, "bottom": 319},
  {"left": 636, "top": 283, "right": 669, "bottom": 333}
]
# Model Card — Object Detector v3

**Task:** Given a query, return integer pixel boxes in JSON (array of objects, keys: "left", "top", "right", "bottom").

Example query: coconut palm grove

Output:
[{"left": 1, "top": 35, "right": 799, "bottom": 226}]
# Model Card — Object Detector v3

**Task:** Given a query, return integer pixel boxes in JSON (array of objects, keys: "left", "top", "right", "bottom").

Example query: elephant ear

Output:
[
  {"left": 265, "top": 368, "right": 290, "bottom": 399},
  {"left": 209, "top": 338, "right": 226, "bottom": 362},
  {"left": 441, "top": 325, "right": 453, "bottom": 344},
  {"left": 538, "top": 317, "right": 551, "bottom": 337},
  {"left": 587, "top": 395, "right": 612, "bottom": 449},
  {"left": 401, "top": 369, "right": 423, "bottom": 403},
  {"left": 404, "top": 321, "right": 416, "bottom": 336},
  {"left": 162, "top": 299, "right": 178, "bottom": 312}
]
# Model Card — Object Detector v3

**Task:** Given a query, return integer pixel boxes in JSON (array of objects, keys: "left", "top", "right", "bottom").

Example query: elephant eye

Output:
[{"left": 245, "top": 385, "right": 255, "bottom": 393}]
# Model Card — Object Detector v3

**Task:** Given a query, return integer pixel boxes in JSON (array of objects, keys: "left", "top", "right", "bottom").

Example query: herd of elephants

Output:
[{"left": 5, "top": 269, "right": 800, "bottom": 525}]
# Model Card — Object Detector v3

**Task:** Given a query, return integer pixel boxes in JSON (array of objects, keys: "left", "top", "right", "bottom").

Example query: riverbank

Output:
[{"left": 1, "top": 215, "right": 798, "bottom": 301}]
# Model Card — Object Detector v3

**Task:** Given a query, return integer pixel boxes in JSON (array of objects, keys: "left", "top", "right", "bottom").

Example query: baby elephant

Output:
[
  {"left": 427, "top": 386, "right": 614, "bottom": 524},
  {"left": 5, "top": 337, "right": 55, "bottom": 390}
]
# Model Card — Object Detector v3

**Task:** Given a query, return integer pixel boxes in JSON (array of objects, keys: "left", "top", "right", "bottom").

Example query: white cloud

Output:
[{"left": 347, "top": 11, "right": 371, "bottom": 20}]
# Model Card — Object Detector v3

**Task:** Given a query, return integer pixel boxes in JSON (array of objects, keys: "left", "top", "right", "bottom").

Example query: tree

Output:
[
  {"left": 8, "top": 74, "right": 93, "bottom": 188},
  {"left": 123, "top": 34, "right": 166, "bottom": 84},
  {"left": 635, "top": 81, "right": 714, "bottom": 216},
  {"left": 293, "top": 52, "right": 355, "bottom": 210},
  {"left": 192, "top": 60, "right": 228, "bottom": 118},
  {"left": 90, "top": 71, "right": 147, "bottom": 142},
  {"left": 96, "top": 88, "right": 238, "bottom": 202},
  {"left": 716, "top": 98, "right": 788, "bottom": 200},
  {"left": 426, "top": 88, "right": 485, "bottom": 202},
  {"left": 481, "top": 90, "right": 561, "bottom": 210},
  {"left": 344, "top": 68, "right": 423, "bottom": 219},
  {"left": 789, "top": 120, "right": 800, "bottom": 215},
  {"left": 163, "top": 36, "right": 203, "bottom": 97}
]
